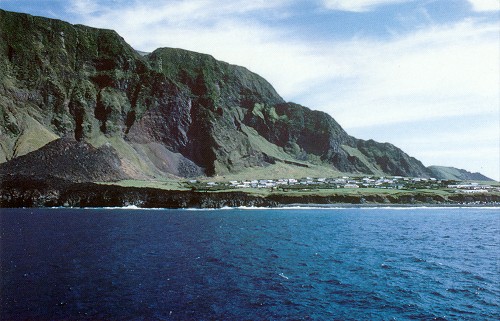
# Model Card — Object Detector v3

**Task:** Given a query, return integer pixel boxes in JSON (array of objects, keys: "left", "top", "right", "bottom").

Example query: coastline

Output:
[
  {"left": 274, "top": 203, "right": 500, "bottom": 209},
  {"left": 1, "top": 178, "right": 499, "bottom": 209}
]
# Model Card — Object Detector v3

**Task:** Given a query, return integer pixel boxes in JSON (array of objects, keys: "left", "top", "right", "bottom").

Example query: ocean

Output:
[{"left": 0, "top": 207, "right": 498, "bottom": 320}]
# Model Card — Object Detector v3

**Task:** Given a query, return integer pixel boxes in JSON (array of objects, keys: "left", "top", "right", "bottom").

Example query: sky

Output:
[{"left": 1, "top": 0, "right": 499, "bottom": 180}]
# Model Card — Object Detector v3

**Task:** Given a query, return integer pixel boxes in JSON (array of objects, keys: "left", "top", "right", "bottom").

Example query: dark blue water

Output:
[{"left": 1, "top": 207, "right": 498, "bottom": 320}]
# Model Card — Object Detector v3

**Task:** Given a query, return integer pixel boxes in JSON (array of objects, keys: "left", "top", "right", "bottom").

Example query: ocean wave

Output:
[
  {"left": 235, "top": 205, "right": 500, "bottom": 211},
  {"left": 45, "top": 205, "right": 500, "bottom": 211}
]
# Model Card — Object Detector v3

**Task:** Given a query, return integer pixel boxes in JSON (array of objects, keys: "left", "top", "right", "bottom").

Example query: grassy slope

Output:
[
  {"left": 341, "top": 144, "right": 384, "bottom": 176},
  {"left": 240, "top": 124, "right": 294, "bottom": 161},
  {"left": 429, "top": 165, "right": 495, "bottom": 182},
  {"left": 98, "top": 179, "right": 190, "bottom": 191},
  {"left": 88, "top": 135, "right": 171, "bottom": 179},
  {"left": 12, "top": 114, "right": 59, "bottom": 158}
]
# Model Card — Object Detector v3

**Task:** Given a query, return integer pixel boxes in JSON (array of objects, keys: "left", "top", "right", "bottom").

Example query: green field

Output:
[
  {"left": 99, "top": 179, "right": 190, "bottom": 191},
  {"left": 105, "top": 181, "right": 455, "bottom": 197}
]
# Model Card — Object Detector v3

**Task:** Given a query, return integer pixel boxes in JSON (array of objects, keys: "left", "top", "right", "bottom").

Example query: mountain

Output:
[
  {"left": 428, "top": 166, "right": 493, "bottom": 182},
  {"left": 0, "top": 9, "right": 454, "bottom": 182}
]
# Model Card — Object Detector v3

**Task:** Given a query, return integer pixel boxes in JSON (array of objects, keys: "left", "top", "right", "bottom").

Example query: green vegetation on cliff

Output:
[
  {"left": 1, "top": 9, "right": 488, "bottom": 186},
  {"left": 428, "top": 166, "right": 494, "bottom": 182}
]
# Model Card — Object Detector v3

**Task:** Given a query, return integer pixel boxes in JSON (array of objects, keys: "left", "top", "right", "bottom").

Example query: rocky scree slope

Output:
[
  {"left": 0, "top": 9, "right": 433, "bottom": 181},
  {"left": 0, "top": 137, "right": 128, "bottom": 182}
]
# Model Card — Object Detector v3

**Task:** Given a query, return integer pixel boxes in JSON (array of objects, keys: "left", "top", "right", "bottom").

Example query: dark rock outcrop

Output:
[{"left": 0, "top": 138, "right": 128, "bottom": 182}]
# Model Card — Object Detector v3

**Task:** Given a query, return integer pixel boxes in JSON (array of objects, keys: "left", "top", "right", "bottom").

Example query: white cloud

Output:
[
  {"left": 467, "top": 0, "right": 499, "bottom": 12},
  {"left": 68, "top": 0, "right": 99, "bottom": 15},
  {"left": 301, "top": 20, "right": 499, "bottom": 128},
  {"left": 300, "top": 19, "right": 499, "bottom": 179},
  {"left": 68, "top": 0, "right": 289, "bottom": 27},
  {"left": 322, "top": 0, "right": 412, "bottom": 12}
]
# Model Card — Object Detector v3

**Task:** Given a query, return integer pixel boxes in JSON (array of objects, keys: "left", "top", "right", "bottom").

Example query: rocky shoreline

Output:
[{"left": 1, "top": 177, "right": 499, "bottom": 209}]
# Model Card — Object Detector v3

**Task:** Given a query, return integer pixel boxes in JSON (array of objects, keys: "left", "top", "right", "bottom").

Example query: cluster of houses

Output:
[
  {"left": 188, "top": 176, "right": 498, "bottom": 193},
  {"left": 446, "top": 183, "right": 498, "bottom": 194}
]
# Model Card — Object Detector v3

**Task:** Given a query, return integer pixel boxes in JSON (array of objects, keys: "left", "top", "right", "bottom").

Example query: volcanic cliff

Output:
[{"left": 0, "top": 9, "right": 436, "bottom": 182}]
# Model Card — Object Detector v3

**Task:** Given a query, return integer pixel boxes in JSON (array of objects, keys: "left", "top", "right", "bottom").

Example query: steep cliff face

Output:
[
  {"left": 0, "top": 9, "right": 200, "bottom": 177},
  {"left": 347, "top": 139, "right": 432, "bottom": 177},
  {"left": 0, "top": 10, "right": 149, "bottom": 142},
  {"left": 129, "top": 47, "right": 288, "bottom": 175},
  {"left": 1, "top": 10, "right": 144, "bottom": 149},
  {"left": 0, "top": 9, "right": 433, "bottom": 180}
]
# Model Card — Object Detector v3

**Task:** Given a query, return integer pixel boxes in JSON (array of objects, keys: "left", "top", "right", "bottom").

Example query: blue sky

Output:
[{"left": 1, "top": 0, "right": 499, "bottom": 180}]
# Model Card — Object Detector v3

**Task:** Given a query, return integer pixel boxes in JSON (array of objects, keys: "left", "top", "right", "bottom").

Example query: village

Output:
[{"left": 186, "top": 176, "right": 499, "bottom": 194}]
